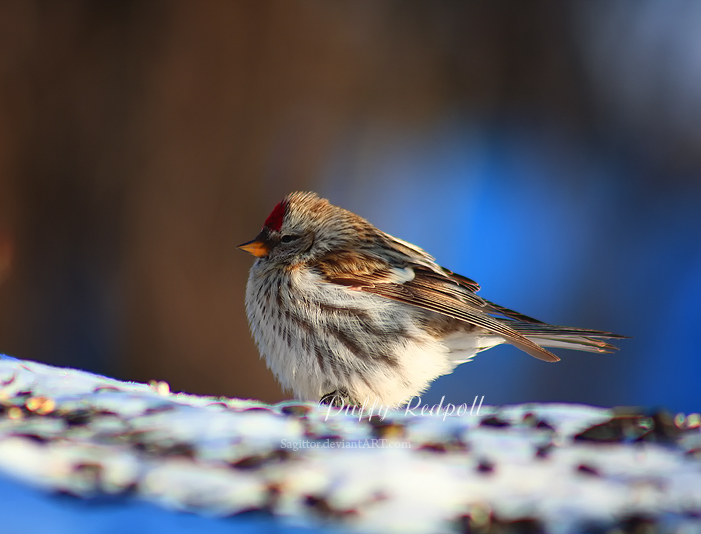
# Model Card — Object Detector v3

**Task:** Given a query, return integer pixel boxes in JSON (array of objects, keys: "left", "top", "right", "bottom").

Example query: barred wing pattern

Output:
[{"left": 314, "top": 239, "right": 622, "bottom": 363}]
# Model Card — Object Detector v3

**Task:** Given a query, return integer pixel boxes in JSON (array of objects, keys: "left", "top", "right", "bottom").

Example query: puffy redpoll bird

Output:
[{"left": 239, "top": 192, "right": 623, "bottom": 406}]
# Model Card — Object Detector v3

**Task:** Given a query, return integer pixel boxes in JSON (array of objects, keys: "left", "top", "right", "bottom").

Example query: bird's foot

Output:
[{"left": 319, "top": 388, "right": 358, "bottom": 407}]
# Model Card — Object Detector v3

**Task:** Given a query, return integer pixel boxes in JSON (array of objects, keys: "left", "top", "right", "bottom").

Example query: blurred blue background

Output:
[{"left": 0, "top": 1, "right": 699, "bottom": 413}]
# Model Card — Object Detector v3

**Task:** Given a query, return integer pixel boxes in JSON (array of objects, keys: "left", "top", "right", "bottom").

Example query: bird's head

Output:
[{"left": 238, "top": 192, "right": 369, "bottom": 265}]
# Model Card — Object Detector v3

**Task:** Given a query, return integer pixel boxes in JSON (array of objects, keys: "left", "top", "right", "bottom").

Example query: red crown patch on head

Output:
[{"left": 263, "top": 201, "right": 286, "bottom": 232}]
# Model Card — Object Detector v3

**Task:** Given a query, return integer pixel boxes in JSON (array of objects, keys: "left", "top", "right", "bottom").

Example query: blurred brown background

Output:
[{"left": 0, "top": 1, "right": 699, "bottom": 408}]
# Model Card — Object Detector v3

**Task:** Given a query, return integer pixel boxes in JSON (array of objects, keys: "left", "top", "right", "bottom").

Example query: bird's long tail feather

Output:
[
  {"left": 514, "top": 324, "right": 625, "bottom": 354},
  {"left": 526, "top": 335, "right": 620, "bottom": 353},
  {"left": 483, "top": 298, "right": 627, "bottom": 356}
]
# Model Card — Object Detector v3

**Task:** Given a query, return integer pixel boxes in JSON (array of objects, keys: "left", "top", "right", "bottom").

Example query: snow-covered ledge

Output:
[{"left": 0, "top": 354, "right": 699, "bottom": 533}]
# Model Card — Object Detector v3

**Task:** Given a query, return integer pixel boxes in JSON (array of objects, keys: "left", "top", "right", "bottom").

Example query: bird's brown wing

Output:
[{"left": 313, "top": 250, "right": 561, "bottom": 362}]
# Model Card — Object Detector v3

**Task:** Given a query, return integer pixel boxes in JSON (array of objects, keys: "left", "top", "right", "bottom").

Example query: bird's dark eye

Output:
[{"left": 280, "top": 234, "right": 300, "bottom": 244}]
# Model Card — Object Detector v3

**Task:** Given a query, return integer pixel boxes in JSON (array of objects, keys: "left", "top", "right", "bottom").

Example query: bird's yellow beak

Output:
[{"left": 238, "top": 234, "right": 271, "bottom": 257}]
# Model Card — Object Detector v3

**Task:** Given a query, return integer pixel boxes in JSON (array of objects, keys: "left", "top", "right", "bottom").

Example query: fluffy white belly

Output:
[{"left": 245, "top": 266, "right": 461, "bottom": 406}]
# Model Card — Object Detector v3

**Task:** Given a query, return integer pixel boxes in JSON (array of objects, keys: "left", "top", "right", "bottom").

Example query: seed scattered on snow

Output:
[{"left": 0, "top": 356, "right": 700, "bottom": 533}]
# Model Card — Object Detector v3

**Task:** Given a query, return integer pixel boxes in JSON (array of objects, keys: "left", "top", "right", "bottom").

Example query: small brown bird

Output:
[{"left": 239, "top": 192, "right": 623, "bottom": 406}]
